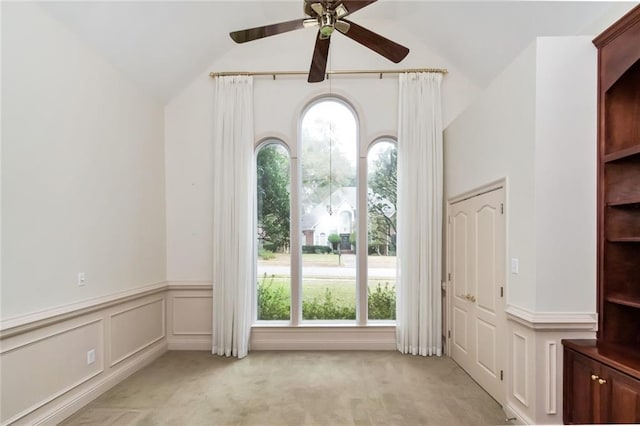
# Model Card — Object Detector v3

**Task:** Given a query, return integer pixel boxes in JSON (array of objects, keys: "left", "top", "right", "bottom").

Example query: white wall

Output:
[
  {"left": 444, "top": 42, "right": 538, "bottom": 310},
  {"left": 445, "top": 37, "right": 596, "bottom": 313},
  {"left": 165, "top": 23, "right": 480, "bottom": 281},
  {"left": 534, "top": 37, "right": 596, "bottom": 312},
  {"left": 1, "top": 3, "right": 166, "bottom": 319}
]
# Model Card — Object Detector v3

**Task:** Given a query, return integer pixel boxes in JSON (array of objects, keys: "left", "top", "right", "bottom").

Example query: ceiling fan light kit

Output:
[{"left": 229, "top": 0, "right": 411, "bottom": 83}]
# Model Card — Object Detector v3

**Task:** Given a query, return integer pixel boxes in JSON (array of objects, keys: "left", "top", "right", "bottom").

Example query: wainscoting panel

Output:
[
  {"left": 0, "top": 318, "right": 103, "bottom": 424},
  {"left": 0, "top": 283, "right": 168, "bottom": 426},
  {"left": 172, "top": 296, "right": 212, "bottom": 335},
  {"left": 505, "top": 305, "right": 597, "bottom": 425},
  {"left": 166, "top": 282, "right": 213, "bottom": 350},
  {"left": 110, "top": 298, "right": 166, "bottom": 367},
  {"left": 512, "top": 331, "right": 529, "bottom": 407}
]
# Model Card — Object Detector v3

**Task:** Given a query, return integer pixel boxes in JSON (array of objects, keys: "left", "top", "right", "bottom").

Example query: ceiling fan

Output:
[{"left": 229, "top": 0, "right": 410, "bottom": 83}]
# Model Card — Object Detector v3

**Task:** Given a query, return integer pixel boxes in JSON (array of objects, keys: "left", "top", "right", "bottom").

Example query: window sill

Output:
[{"left": 252, "top": 322, "right": 395, "bottom": 328}]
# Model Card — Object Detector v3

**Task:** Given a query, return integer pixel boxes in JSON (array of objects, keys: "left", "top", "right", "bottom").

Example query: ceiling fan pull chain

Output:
[{"left": 328, "top": 123, "right": 333, "bottom": 216}]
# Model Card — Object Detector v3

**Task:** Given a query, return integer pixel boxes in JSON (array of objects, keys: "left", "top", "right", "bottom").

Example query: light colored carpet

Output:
[{"left": 61, "top": 351, "right": 509, "bottom": 425}]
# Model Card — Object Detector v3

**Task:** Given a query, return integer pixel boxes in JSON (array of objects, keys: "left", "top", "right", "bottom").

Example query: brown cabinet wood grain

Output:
[
  {"left": 564, "top": 345, "right": 640, "bottom": 424},
  {"left": 563, "top": 5, "right": 640, "bottom": 424}
]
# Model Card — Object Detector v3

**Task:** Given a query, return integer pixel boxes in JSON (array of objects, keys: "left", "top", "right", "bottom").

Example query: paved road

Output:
[{"left": 257, "top": 265, "right": 395, "bottom": 279}]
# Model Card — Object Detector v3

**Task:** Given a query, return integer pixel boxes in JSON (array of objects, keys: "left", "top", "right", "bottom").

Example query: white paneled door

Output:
[{"left": 449, "top": 187, "right": 506, "bottom": 405}]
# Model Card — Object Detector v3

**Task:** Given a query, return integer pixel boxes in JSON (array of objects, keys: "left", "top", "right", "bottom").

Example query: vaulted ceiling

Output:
[{"left": 37, "top": 1, "right": 638, "bottom": 103}]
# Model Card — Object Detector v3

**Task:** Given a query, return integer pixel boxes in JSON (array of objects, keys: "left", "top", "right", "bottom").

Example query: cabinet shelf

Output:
[
  {"left": 607, "top": 236, "right": 640, "bottom": 242},
  {"left": 604, "top": 143, "right": 640, "bottom": 162},
  {"left": 607, "top": 195, "right": 640, "bottom": 207},
  {"left": 606, "top": 294, "right": 640, "bottom": 309}
]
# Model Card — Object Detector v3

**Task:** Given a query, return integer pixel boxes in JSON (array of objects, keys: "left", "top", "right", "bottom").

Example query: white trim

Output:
[
  {"left": 31, "top": 341, "right": 167, "bottom": 426},
  {"left": 0, "top": 281, "right": 168, "bottom": 336},
  {"left": 166, "top": 281, "right": 212, "bottom": 291},
  {"left": 512, "top": 331, "right": 529, "bottom": 407},
  {"left": 250, "top": 325, "right": 396, "bottom": 350},
  {"left": 167, "top": 338, "right": 212, "bottom": 351},
  {"left": 545, "top": 341, "right": 557, "bottom": 414},
  {"left": 448, "top": 178, "right": 505, "bottom": 205},
  {"left": 505, "top": 305, "right": 597, "bottom": 331},
  {"left": 504, "top": 403, "right": 533, "bottom": 425},
  {"left": 0, "top": 318, "right": 103, "bottom": 354}
]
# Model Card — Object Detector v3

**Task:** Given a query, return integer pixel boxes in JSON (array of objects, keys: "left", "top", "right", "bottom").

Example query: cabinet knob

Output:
[
  {"left": 598, "top": 378, "right": 607, "bottom": 385},
  {"left": 591, "top": 374, "right": 599, "bottom": 381}
]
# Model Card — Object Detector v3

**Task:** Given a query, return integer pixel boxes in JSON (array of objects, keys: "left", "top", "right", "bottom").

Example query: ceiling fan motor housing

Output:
[{"left": 320, "top": 12, "right": 335, "bottom": 37}]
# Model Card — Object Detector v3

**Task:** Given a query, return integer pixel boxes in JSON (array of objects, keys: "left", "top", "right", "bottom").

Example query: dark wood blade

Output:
[
  {"left": 340, "top": 19, "right": 409, "bottom": 63},
  {"left": 337, "top": 0, "right": 377, "bottom": 17},
  {"left": 230, "top": 19, "right": 306, "bottom": 43},
  {"left": 308, "top": 31, "right": 331, "bottom": 83}
]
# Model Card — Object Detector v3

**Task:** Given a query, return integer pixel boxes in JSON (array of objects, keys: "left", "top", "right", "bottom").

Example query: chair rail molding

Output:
[{"left": 505, "top": 305, "right": 597, "bottom": 331}]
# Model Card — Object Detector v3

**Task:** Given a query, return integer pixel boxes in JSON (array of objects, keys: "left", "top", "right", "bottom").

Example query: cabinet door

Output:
[
  {"left": 600, "top": 365, "right": 640, "bottom": 424},
  {"left": 565, "top": 349, "right": 597, "bottom": 424}
]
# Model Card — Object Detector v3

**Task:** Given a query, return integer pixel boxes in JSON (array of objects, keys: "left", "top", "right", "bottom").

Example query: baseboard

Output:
[
  {"left": 167, "top": 338, "right": 212, "bottom": 350},
  {"left": 33, "top": 341, "right": 168, "bottom": 426},
  {"left": 504, "top": 403, "right": 533, "bottom": 425}
]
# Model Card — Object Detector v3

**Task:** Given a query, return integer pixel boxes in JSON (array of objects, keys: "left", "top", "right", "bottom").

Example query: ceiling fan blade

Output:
[
  {"left": 337, "top": 0, "right": 378, "bottom": 17},
  {"left": 230, "top": 19, "right": 306, "bottom": 43},
  {"left": 340, "top": 19, "right": 409, "bottom": 63},
  {"left": 308, "top": 31, "right": 331, "bottom": 83}
]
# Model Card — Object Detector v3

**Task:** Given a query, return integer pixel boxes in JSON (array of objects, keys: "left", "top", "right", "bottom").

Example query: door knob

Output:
[{"left": 457, "top": 294, "right": 476, "bottom": 302}]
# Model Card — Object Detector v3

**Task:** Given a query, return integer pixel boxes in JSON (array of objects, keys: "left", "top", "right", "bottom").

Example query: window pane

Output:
[
  {"left": 367, "top": 141, "right": 397, "bottom": 320},
  {"left": 256, "top": 142, "right": 291, "bottom": 321},
  {"left": 301, "top": 100, "right": 357, "bottom": 321}
]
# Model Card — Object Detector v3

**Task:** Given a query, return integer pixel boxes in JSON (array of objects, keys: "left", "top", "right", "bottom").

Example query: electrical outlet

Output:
[
  {"left": 87, "top": 349, "right": 95, "bottom": 365},
  {"left": 77, "top": 272, "right": 86, "bottom": 286}
]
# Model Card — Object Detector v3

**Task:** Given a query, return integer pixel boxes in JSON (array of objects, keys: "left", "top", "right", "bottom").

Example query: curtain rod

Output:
[{"left": 209, "top": 68, "right": 448, "bottom": 80}]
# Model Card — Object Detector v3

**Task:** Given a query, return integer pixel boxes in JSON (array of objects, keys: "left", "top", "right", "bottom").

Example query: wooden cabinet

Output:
[
  {"left": 564, "top": 343, "right": 640, "bottom": 424},
  {"left": 563, "top": 5, "right": 640, "bottom": 424}
]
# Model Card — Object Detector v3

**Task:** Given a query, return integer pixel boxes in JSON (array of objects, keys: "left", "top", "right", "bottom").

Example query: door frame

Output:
[{"left": 445, "top": 178, "right": 508, "bottom": 397}]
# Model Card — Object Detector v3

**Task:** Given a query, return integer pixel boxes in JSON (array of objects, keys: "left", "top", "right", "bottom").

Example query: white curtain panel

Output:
[
  {"left": 211, "top": 76, "right": 255, "bottom": 358},
  {"left": 396, "top": 72, "right": 443, "bottom": 356}
]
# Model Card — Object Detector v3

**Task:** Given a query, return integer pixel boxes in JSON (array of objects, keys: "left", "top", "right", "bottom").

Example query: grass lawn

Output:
[
  {"left": 257, "top": 253, "right": 396, "bottom": 319},
  {"left": 258, "top": 275, "right": 395, "bottom": 306}
]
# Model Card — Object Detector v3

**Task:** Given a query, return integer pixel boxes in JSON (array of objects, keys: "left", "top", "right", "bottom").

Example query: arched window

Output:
[
  {"left": 300, "top": 98, "right": 357, "bottom": 321},
  {"left": 255, "top": 99, "right": 396, "bottom": 325},
  {"left": 367, "top": 139, "right": 397, "bottom": 320},
  {"left": 256, "top": 140, "right": 291, "bottom": 321}
]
